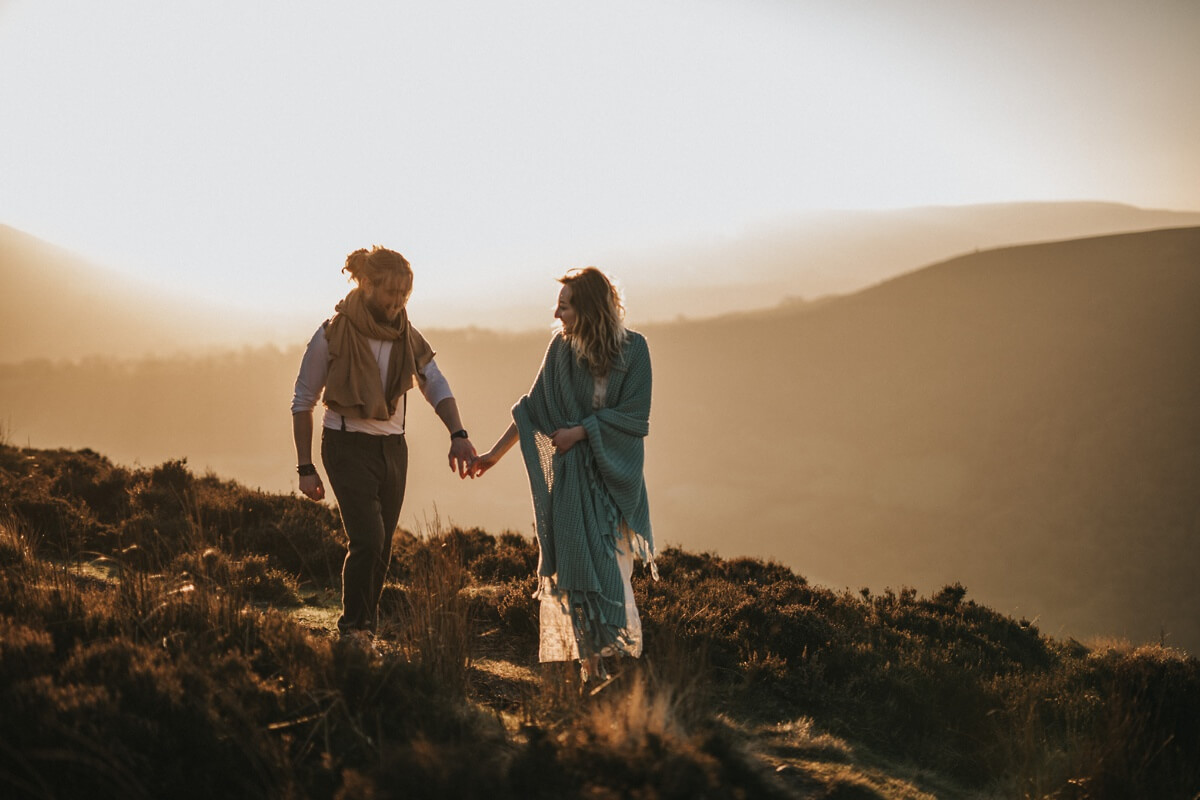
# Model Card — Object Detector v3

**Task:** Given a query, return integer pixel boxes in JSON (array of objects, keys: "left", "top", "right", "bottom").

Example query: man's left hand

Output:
[{"left": 449, "top": 438, "right": 478, "bottom": 478}]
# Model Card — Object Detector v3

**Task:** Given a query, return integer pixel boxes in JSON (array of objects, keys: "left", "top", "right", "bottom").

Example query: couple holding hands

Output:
[{"left": 290, "top": 246, "right": 654, "bottom": 680}]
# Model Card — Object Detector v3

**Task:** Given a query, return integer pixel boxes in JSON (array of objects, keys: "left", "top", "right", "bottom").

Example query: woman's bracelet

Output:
[{"left": 297, "top": 463, "right": 318, "bottom": 477}]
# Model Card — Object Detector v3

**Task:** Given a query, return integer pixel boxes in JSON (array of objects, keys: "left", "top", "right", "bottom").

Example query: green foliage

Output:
[{"left": 1, "top": 443, "right": 1198, "bottom": 799}]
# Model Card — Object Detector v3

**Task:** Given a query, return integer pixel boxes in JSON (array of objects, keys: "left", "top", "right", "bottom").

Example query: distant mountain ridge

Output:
[
  {"left": 0, "top": 224, "right": 298, "bottom": 363},
  {"left": 617, "top": 201, "right": 1200, "bottom": 322},
  {"left": 5, "top": 201, "right": 1200, "bottom": 359}
]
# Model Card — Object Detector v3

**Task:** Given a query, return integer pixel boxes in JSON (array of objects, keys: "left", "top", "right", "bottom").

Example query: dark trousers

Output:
[{"left": 321, "top": 428, "right": 408, "bottom": 634}]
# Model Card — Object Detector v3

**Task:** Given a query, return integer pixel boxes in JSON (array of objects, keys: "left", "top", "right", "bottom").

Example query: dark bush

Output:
[
  {"left": 469, "top": 533, "right": 538, "bottom": 583},
  {"left": 496, "top": 576, "right": 539, "bottom": 641}
]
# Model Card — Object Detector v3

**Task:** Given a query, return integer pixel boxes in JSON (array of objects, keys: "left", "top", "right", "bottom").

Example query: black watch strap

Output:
[{"left": 450, "top": 429, "right": 469, "bottom": 440}]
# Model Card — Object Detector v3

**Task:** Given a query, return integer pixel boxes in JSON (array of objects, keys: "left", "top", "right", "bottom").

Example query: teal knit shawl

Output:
[{"left": 513, "top": 330, "right": 654, "bottom": 655}]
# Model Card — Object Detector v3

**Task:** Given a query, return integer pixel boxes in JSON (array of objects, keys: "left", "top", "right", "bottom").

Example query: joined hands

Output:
[
  {"left": 464, "top": 425, "right": 584, "bottom": 480},
  {"left": 448, "top": 437, "right": 478, "bottom": 479}
]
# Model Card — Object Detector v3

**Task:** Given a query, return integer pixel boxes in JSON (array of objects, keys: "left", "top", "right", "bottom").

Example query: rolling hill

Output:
[
  {"left": 1, "top": 226, "right": 1198, "bottom": 655},
  {"left": 643, "top": 226, "right": 1200, "bottom": 652},
  {"left": 618, "top": 201, "right": 1200, "bottom": 321}
]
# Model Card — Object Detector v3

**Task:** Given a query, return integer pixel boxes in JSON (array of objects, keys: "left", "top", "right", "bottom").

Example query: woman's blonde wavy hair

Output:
[{"left": 560, "top": 267, "right": 627, "bottom": 376}]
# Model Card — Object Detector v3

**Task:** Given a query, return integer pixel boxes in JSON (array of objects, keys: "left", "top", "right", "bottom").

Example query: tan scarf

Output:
[{"left": 322, "top": 288, "right": 434, "bottom": 421}]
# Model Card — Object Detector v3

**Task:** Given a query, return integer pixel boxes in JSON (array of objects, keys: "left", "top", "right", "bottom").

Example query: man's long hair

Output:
[{"left": 343, "top": 246, "right": 413, "bottom": 297}]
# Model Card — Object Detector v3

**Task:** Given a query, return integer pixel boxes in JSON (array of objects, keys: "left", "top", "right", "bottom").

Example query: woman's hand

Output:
[
  {"left": 550, "top": 425, "right": 587, "bottom": 455},
  {"left": 470, "top": 449, "right": 502, "bottom": 478},
  {"left": 470, "top": 422, "right": 519, "bottom": 478},
  {"left": 299, "top": 473, "right": 325, "bottom": 501}
]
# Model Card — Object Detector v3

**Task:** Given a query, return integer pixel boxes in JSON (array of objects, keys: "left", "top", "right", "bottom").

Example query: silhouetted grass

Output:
[{"left": 1, "top": 443, "right": 1198, "bottom": 799}]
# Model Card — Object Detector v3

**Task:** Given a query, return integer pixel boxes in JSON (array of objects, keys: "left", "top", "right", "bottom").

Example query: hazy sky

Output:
[{"left": 2, "top": 0, "right": 1198, "bottom": 323}]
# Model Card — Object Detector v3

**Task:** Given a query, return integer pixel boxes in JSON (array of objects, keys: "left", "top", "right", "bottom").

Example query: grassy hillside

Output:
[
  {"left": 1, "top": 444, "right": 1198, "bottom": 799},
  {"left": 2, "top": 228, "right": 1197, "bottom": 655}
]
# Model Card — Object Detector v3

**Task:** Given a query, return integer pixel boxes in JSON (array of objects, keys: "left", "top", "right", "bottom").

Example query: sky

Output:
[{"left": 2, "top": 0, "right": 1198, "bottom": 325}]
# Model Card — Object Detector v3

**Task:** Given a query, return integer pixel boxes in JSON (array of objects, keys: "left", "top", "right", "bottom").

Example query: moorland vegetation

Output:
[
  {"left": 1, "top": 443, "right": 1197, "bottom": 799},
  {"left": 5, "top": 227, "right": 1199, "bottom": 658}
]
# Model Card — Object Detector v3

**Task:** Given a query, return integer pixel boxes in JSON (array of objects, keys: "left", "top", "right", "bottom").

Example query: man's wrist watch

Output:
[{"left": 450, "top": 429, "right": 469, "bottom": 440}]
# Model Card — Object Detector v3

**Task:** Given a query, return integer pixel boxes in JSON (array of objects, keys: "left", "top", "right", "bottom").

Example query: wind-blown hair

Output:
[
  {"left": 342, "top": 246, "right": 413, "bottom": 297},
  {"left": 560, "top": 267, "right": 627, "bottom": 376}
]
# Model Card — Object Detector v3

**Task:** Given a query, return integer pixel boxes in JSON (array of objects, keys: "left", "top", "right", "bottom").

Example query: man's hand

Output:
[
  {"left": 299, "top": 473, "right": 325, "bottom": 501},
  {"left": 449, "top": 437, "right": 478, "bottom": 479}
]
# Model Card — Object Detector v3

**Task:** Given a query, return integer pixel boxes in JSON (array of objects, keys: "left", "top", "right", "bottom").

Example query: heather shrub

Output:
[
  {"left": 7, "top": 491, "right": 100, "bottom": 555},
  {"left": 171, "top": 548, "right": 302, "bottom": 605},
  {"left": 3, "top": 444, "right": 1199, "bottom": 798},
  {"left": 223, "top": 486, "right": 345, "bottom": 586},
  {"left": 48, "top": 449, "right": 132, "bottom": 524},
  {"left": 992, "top": 641, "right": 1200, "bottom": 800},
  {"left": 467, "top": 530, "right": 539, "bottom": 583},
  {"left": 0, "top": 592, "right": 292, "bottom": 798},
  {"left": 0, "top": 531, "right": 508, "bottom": 799},
  {"left": 638, "top": 548, "right": 1067, "bottom": 786},
  {"left": 0, "top": 446, "right": 345, "bottom": 586},
  {"left": 637, "top": 547, "right": 830, "bottom": 678},
  {"left": 495, "top": 575, "right": 539, "bottom": 641},
  {"left": 390, "top": 525, "right": 535, "bottom": 585},
  {"left": 342, "top": 734, "right": 514, "bottom": 800},
  {"left": 0, "top": 615, "right": 55, "bottom": 685}
]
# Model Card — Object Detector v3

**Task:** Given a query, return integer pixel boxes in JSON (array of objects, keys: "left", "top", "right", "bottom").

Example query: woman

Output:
[
  {"left": 291, "top": 246, "right": 477, "bottom": 645},
  {"left": 472, "top": 267, "right": 655, "bottom": 681}
]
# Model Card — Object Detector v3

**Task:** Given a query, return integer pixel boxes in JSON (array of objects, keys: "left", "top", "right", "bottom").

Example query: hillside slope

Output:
[
  {"left": 1, "top": 444, "right": 1197, "bottom": 798},
  {"left": 1, "top": 228, "right": 1197, "bottom": 655},
  {"left": 621, "top": 202, "right": 1200, "bottom": 321},
  {"left": 646, "top": 226, "right": 1200, "bottom": 651}
]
